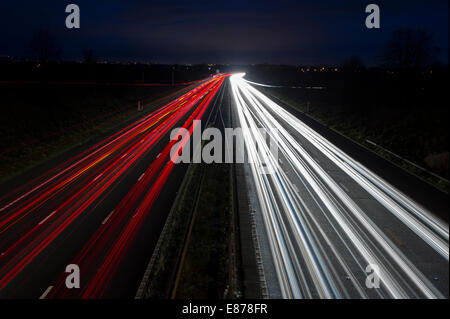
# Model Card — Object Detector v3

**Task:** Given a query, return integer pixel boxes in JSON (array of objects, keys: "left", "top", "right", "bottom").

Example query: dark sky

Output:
[{"left": 0, "top": 0, "right": 448, "bottom": 65}]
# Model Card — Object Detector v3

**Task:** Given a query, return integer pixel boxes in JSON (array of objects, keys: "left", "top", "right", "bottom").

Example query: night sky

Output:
[{"left": 1, "top": 0, "right": 448, "bottom": 65}]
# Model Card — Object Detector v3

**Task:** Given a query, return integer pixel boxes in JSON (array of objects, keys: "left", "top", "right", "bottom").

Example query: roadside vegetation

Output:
[
  {"left": 142, "top": 163, "right": 203, "bottom": 298},
  {"left": 173, "top": 162, "right": 240, "bottom": 298},
  {"left": 143, "top": 160, "right": 241, "bottom": 299}
]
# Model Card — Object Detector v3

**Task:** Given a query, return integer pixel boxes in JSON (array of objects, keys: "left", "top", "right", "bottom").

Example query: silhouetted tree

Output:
[{"left": 378, "top": 28, "right": 436, "bottom": 69}]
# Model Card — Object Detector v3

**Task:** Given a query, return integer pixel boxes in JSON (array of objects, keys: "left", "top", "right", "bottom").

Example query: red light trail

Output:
[{"left": 0, "top": 74, "right": 228, "bottom": 297}]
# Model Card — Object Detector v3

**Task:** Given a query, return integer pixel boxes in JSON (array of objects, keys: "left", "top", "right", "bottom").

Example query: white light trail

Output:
[{"left": 230, "top": 73, "right": 449, "bottom": 299}]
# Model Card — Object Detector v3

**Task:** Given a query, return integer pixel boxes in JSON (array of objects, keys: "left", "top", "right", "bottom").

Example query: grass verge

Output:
[{"left": 143, "top": 160, "right": 242, "bottom": 299}]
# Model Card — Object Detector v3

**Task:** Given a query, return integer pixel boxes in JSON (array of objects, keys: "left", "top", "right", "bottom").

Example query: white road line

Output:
[
  {"left": 121, "top": 152, "right": 128, "bottom": 159},
  {"left": 39, "top": 286, "right": 53, "bottom": 299},
  {"left": 156, "top": 153, "right": 161, "bottom": 158},
  {"left": 138, "top": 173, "right": 145, "bottom": 181},
  {"left": 38, "top": 211, "right": 57, "bottom": 225},
  {"left": 102, "top": 210, "right": 115, "bottom": 225},
  {"left": 93, "top": 173, "right": 103, "bottom": 182},
  {"left": 339, "top": 182, "right": 350, "bottom": 193}
]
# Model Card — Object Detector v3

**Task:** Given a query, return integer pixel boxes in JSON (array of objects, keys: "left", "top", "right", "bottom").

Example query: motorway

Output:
[
  {"left": 230, "top": 73, "right": 449, "bottom": 299},
  {"left": 0, "top": 74, "right": 228, "bottom": 298},
  {"left": 0, "top": 72, "right": 448, "bottom": 299}
]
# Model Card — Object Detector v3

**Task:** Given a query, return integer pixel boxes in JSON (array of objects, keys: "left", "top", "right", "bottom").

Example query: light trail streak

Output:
[
  {"left": 0, "top": 75, "right": 228, "bottom": 295},
  {"left": 243, "top": 79, "right": 326, "bottom": 90},
  {"left": 230, "top": 73, "right": 448, "bottom": 299},
  {"left": 46, "top": 76, "right": 226, "bottom": 298}
]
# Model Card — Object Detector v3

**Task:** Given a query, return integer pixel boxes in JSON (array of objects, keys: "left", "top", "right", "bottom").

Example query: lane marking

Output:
[
  {"left": 93, "top": 173, "right": 103, "bottom": 182},
  {"left": 121, "top": 153, "right": 128, "bottom": 159},
  {"left": 339, "top": 182, "right": 350, "bottom": 193},
  {"left": 385, "top": 227, "right": 404, "bottom": 246},
  {"left": 156, "top": 153, "right": 161, "bottom": 158},
  {"left": 102, "top": 210, "right": 115, "bottom": 225},
  {"left": 39, "top": 285, "right": 53, "bottom": 299},
  {"left": 138, "top": 173, "right": 145, "bottom": 181},
  {"left": 38, "top": 211, "right": 57, "bottom": 225}
]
